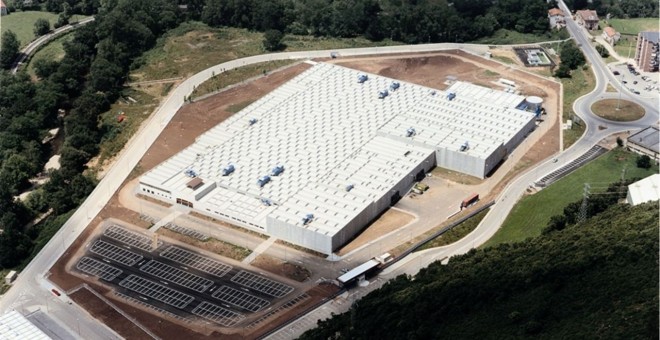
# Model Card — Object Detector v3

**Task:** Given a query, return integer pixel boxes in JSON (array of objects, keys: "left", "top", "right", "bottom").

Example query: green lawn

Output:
[
  {"left": 561, "top": 67, "right": 593, "bottom": 148},
  {"left": 0, "top": 11, "right": 87, "bottom": 48},
  {"left": 613, "top": 35, "right": 636, "bottom": 59},
  {"left": 604, "top": 18, "right": 660, "bottom": 35},
  {"left": 474, "top": 28, "right": 569, "bottom": 45},
  {"left": 26, "top": 31, "right": 73, "bottom": 77},
  {"left": 484, "top": 148, "right": 659, "bottom": 248}
]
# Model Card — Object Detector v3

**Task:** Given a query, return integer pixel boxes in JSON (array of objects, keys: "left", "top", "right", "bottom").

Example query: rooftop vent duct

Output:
[
  {"left": 271, "top": 164, "right": 285, "bottom": 176},
  {"left": 249, "top": 118, "right": 258, "bottom": 125},
  {"left": 389, "top": 81, "right": 400, "bottom": 91},
  {"left": 302, "top": 213, "right": 314, "bottom": 225},
  {"left": 406, "top": 127, "right": 416, "bottom": 137},
  {"left": 447, "top": 92, "right": 456, "bottom": 101},
  {"left": 257, "top": 175, "right": 271, "bottom": 187},
  {"left": 261, "top": 198, "right": 272, "bottom": 206},
  {"left": 378, "top": 89, "right": 389, "bottom": 99},
  {"left": 184, "top": 168, "right": 197, "bottom": 177},
  {"left": 460, "top": 141, "right": 470, "bottom": 152},
  {"left": 345, "top": 184, "right": 354, "bottom": 192},
  {"left": 222, "top": 164, "right": 235, "bottom": 176},
  {"left": 358, "top": 74, "right": 368, "bottom": 83}
]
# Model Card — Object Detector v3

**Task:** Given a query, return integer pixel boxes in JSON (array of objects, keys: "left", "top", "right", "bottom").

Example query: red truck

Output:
[{"left": 461, "top": 193, "right": 479, "bottom": 209}]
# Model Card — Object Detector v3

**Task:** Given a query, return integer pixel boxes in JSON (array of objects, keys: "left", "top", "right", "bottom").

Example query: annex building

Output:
[{"left": 139, "top": 62, "right": 536, "bottom": 254}]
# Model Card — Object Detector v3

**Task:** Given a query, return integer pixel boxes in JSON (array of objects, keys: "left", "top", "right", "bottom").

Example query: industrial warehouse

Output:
[{"left": 139, "top": 62, "right": 538, "bottom": 254}]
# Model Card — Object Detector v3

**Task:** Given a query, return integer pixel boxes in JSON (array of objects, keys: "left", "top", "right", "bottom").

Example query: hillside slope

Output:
[{"left": 301, "top": 203, "right": 659, "bottom": 340}]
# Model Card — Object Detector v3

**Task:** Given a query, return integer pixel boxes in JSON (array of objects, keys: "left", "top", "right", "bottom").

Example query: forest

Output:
[{"left": 300, "top": 199, "right": 659, "bottom": 339}]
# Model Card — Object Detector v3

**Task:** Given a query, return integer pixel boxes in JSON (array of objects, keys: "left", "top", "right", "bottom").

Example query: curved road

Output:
[
  {"left": 10, "top": 17, "right": 95, "bottom": 74},
  {"left": 0, "top": 18, "right": 656, "bottom": 338}
]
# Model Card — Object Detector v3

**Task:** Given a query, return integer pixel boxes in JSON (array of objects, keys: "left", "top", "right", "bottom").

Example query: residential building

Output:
[
  {"left": 627, "top": 125, "right": 659, "bottom": 162},
  {"left": 575, "top": 9, "right": 599, "bottom": 30},
  {"left": 634, "top": 31, "right": 659, "bottom": 72},
  {"left": 548, "top": 8, "right": 565, "bottom": 29},
  {"left": 626, "top": 174, "right": 660, "bottom": 206},
  {"left": 0, "top": 0, "right": 8, "bottom": 16},
  {"left": 602, "top": 27, "right": 620, "bottom": 45}
]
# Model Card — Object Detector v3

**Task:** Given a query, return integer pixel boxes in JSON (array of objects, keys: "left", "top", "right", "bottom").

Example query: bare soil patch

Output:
[
  {"left": 139, "top": 63, "right": 312, "bottom": 172},
  {"left": 157, "top": 227, "right": 252, "bottom": 261},
  {"left": 337, "top": 209, "right": 414, "bottom": 256},
  {"left": 591, "top": 99, "right": 645, "bottom": 121},
  {"left": 251, "top": 255, "right": 311, "bottom": 282}
]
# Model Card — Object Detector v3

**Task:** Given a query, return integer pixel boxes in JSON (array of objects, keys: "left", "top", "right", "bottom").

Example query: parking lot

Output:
[
  {"left": 610, "top": 62, "right": 660, "bottom": 97},
  {"left": 75, "top": 224, "right": 300, "bottom": 329}
]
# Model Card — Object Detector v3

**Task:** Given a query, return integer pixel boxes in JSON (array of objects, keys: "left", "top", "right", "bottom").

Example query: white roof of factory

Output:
[
  {"left": 0, "top": 311, "right": 50, "bottom": 340},
  {"left": 627, "top": 174, "right": 660, "bottom": 206},
  {"left": 141, "top": 62, "right": 532, "bottom": 235}
]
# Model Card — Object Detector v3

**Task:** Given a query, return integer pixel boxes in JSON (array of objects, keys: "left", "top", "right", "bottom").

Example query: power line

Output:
[{"left": 578, "top": 183, "right": 590, "bottom": 224}]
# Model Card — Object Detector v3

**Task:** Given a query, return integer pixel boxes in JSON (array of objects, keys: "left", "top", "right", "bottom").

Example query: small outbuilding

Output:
[{"left": 626, "top": 174, "right": 660, "bottom": 206}]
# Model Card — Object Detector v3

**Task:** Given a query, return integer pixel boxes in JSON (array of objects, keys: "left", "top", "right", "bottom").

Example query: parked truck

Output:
[{"left": 460, "top": 193, "right": 479, "bottom": 209}]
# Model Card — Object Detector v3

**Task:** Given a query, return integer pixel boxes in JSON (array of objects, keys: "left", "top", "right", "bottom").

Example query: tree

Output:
[
  {"left": 636, "top": 155, "right": 652, "bottom": 169},
  {"left": 554, "top": 63, "right": 572, "bottom": 78},
  {"left": 0, "top": 30, "right": 20, "bottom": 69},
  {"left": 34, "top": 18, "right": 52, "bottom": 37},
  {"left": 616, "top": 137, "right": 624, "bottom": 147},
  {"left": 263, "top": 29, "right": 285, "bottom": 51},
  {"left": 595, "top": 44, "right": 610, "bottom": 58},
  {"left": 559, "top": 40, "right": 586, "bottom": 70}
]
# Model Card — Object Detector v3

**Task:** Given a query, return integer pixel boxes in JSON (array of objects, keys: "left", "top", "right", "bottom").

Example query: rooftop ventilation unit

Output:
[
  {"left": 358, "top": 74, "right": 368, "bottom": 83},
  {"left": 271, "top": 164, "right": 285, "bottom": 176},
  {"left": 378, "top": 89, "right": 389, "bottom": 99},
  {"left": 249, "top": 118, "right": 258, "bottom": 125},
  {"left": 406, "top": 127, "right": 416, "bottom": 137},
  {"left": 389, "top": 81, "right": 400, "bottom": 91},
  {"left": 261, "top": 198, "right": 272, "bottom": 206},
  {"left": 222, "top": 164, "right": 235, "bottom": 176},
  {"left": 184, "top": 168, "right": 197, "bottom": 177},
  {"left": 430, "top": 90, "right": 437, "bottom": 96},
  {"left": 257, "top": 175, "right": 271, "bottom": 187},
  {"left": 447, "top": 92, "right": 456, "bottom": 101},
  {"left": 345, "top": 184, "right": 354, "bottom": 192},
  {"left": 460, "top": 141, "right": 470, "bottom": 152},
  {"left": 302, "top": 213, "right": 314, "bottom": 225}
]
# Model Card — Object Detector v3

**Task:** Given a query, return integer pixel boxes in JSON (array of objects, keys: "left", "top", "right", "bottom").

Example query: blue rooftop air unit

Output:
[
  {"left": 358, "top": 74, "right": 368, "bottom": 83},
  {"left": 184, "top": 168, "right": 197, "bottom": 177},
  {"left": 390, "top": 81, "right": 400, "bottom": 91},
  {"left": 249, "top": 118, "right": 258, "bottom": 125},
  {"left": 302, "top": 213, "right": 314, "bottom": 225},
  {"left": 345, "top": 184, "right": 354, "bottom": 192},
  {"left": 406, "top": 127, "right": 416, "bottom": 137},
  {"left": 460, "top": 141, "right": 470, "bottom": 152},
  {"left": 257, "top": 175, "right": 271, "bottom": 187},
  {"left": 271, "top": 164, "right": 285, "bottom": 176},
  {"left": 447, "top": 92, "right": 456, "bottom": 101},
  {"left": 222, "top": 164, "right": 235, "bottom": 176},
  {"left": 378, "top": 89, "right": 389, "bottom": 99},
  {"left": 261, "top": 198, "right": 272, "bottom": 206}
]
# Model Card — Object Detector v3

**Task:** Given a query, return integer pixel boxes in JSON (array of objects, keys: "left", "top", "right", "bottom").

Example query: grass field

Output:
[
  {"left": 484, "top": 148, "right": 658, "bottom": 248},
  {"left": 0, "top": 11, "right": 87, "bottom": 48},
  {"left": 474, "top": 28, "right": 569, "bottom": 45},
  {"left": 591, "top": 99, "right": 645, "bottom": 121},
  {"left": 613, "top": 36, "right": 637, "bottom": 59},
  {"left": 562, "top": 67, "right": 593, "bottom": 148},
  {"left": 605, "top": 18, "right": 660, "bottom": 35},
  {"left": 26, "top": 31, "right": 73, "bottom": 77},
  {"left": 417, "top": 208, "right": 490, "bottom": 251}
]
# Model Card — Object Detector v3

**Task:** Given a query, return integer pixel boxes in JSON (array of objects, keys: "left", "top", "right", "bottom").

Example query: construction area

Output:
[{"left": 47, "top": 50, "right": 561, "bottom": 339}]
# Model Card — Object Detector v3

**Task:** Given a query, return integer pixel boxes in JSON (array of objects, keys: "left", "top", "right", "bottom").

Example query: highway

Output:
[
  {"left": 9, "top": 17, "right": 95, "bottom": 74},
  {"left": 1, "top": 11, "right": 657, "bottom": 338}
]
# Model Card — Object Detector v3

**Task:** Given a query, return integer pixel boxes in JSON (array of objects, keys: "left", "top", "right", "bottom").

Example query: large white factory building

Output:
[{"left": 139, "top": 62, "right": 537, "bottom": 254}]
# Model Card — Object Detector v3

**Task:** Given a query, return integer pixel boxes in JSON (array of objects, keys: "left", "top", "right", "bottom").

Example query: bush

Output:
[
  {"left": 33, "top": 18, "right": 51, "bottom": 37},
  {"left": 595, "top": 44, "right": 610, "bottom": 58},
  {"left": 636, "top": 155, "right": 652, "bottom": 169},
  {"left": 616, "top": 137, "right": 624, "bottom": 147},
  {"left": 263, "top": 29, "right": 285, "bottom": 51}
]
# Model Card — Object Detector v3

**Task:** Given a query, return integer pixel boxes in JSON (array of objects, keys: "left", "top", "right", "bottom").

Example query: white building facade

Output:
[{"left": 139, "top": 63, "right": 536, "bottom": 254}]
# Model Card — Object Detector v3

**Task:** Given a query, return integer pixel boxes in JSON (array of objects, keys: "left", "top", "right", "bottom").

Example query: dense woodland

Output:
[{"left": 300, "top": 200, "right": 659, "bottom": 339}]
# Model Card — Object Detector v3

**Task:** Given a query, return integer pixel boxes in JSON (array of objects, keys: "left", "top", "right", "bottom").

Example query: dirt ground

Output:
[
  {"left": 251, "top": 255, "right": 311, "bottom": 282},
  {"left": 49, "top": 50, "right": 561, "bottom": 339},
  {"left": 336, "top": 209, "right": 414, "bottom": 256}
]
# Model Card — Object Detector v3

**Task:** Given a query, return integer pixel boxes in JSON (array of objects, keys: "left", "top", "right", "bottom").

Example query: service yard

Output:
[{"left": 49, "top": 49, "right": 561, "bottom": 339}]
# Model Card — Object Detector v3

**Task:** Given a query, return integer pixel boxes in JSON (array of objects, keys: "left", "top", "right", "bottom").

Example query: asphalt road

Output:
[{"left": 10, "top": 17, "right": 95, "bottom": 74}]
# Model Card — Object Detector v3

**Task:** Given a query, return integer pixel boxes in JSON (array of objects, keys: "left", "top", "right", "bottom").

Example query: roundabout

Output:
[{"left": 591, "top": 99, "right": 646, "bottom": 122}]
